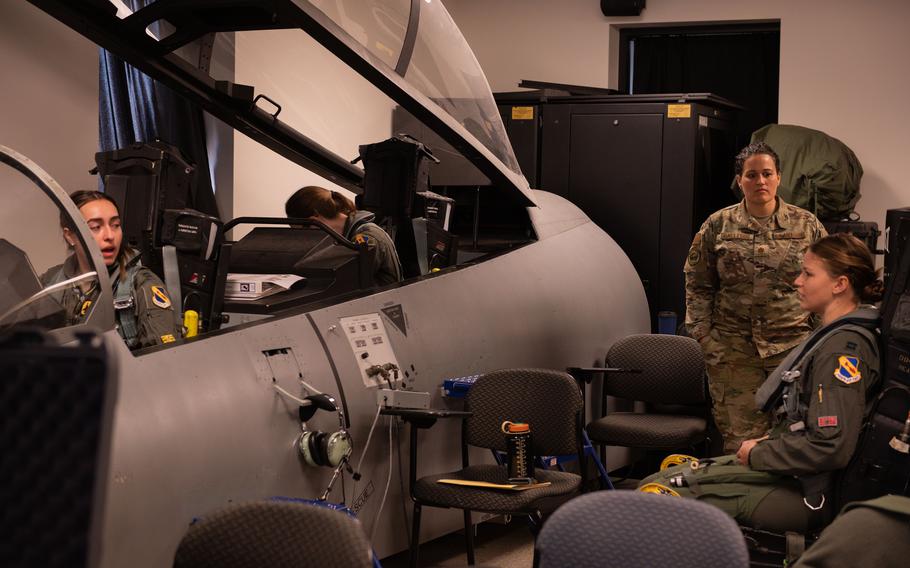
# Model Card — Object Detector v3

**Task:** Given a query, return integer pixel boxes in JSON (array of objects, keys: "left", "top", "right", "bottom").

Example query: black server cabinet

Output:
[
  {"left": 396, "top": 94, "right": 740, "bottom": 329},
  {"left": 534, "top": 94, "right": 740, "bottom": 329}
]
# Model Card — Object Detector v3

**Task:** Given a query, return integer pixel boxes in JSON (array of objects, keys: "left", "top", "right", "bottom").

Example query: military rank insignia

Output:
[
  {"left": 151, "top": 286, "right": 172, "bottom": 309},
  {"left": 834, "top": 355, "right": 861, "bottom": 384}
]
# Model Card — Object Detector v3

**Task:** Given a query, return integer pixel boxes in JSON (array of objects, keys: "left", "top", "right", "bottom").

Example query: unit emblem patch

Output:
[
  {"left": 834, "top": 355, "right": 861, "bottom": 384},
  {"left": 151, "top": 286, "right": 171, "bottom": 309},
  {"left": 354, "top": 234, "right": 371, "bottom": 246}
]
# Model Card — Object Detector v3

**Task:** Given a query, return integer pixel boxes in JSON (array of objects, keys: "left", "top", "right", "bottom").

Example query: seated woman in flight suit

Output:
[
  {"left": 41, "top": 190, "right": 181, "bottom": 349},
  {"left": 639, "top": 234, "right": 883, "bottom": 533},
  {"left": 285, "top": 185, "right": 402, "bottom": 286}
]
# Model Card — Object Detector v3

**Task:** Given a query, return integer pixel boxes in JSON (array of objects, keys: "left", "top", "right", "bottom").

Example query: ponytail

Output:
[{"left": 285, "top": 186, "right": 355, "bottom": 220}]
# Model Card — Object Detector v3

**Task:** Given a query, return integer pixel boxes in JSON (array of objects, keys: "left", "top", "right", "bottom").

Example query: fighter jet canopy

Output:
[{"left": 28, "top": 0, "right": 534, "bottom": 205}]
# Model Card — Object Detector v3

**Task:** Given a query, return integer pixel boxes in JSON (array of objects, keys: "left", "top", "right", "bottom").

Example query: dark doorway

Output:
[{"left": 619, "top": 23, "right": 780, "bottom": 149}]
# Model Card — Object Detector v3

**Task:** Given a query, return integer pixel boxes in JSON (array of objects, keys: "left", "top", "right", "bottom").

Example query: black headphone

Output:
[{"left": 297, "top": 394, "right": 352, "bottom": 468}]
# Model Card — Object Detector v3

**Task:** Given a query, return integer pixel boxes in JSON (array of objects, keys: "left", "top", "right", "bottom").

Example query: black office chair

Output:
[
  {"left": 1, "top": 328, "right": 115, "bottom": 568},
  {"left": 407, "top": 368, "right": 586, "bottom": 567},
  {"left": 586, "top": 334, "right": 708, "bottom": 472},
  {"left": 173, "top": 500, "right": 374, "bottom": 568},
  {"left": 535, "top": 490, "right": 749, "bottom": 567}
]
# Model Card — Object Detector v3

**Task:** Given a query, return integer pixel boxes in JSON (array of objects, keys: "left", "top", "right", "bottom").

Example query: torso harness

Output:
[
  {"left": 756, "top": 307, "right": 880, "bottom": 422},
  {"left": 111, "top": 255, "right": 144, "bottom": 349},
  {"left": 344, "top": 210, "right": 377, "bottom": 241}
]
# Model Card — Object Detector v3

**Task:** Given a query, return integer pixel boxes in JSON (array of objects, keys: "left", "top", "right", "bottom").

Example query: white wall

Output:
[
  {"left": 0, "top": 2, "right": 100, "bottom": 273},
  {"left": 232, "top": 30, "right": 396, "bottom": 229},
  {"left": 0, "top": 2, "right": 99, "bottom": 192},
  {"left": 446, "top": 0, "right": 910, "bottom": 232}
]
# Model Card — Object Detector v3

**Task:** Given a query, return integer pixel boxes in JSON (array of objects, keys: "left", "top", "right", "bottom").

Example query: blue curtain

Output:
[{"left": 98, "top": 0, "right": 219, "bottom": 217}]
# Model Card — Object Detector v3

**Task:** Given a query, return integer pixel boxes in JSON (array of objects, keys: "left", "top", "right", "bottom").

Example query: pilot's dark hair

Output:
[
  {"left": 809, "top": 233, "right": 884, "bottom": 303},
  {"left": 66, "top": 190, "right": 133, "bottom": 278},
  {"left": 285, "top": 186, "right": 356, "bottom": 220},
  {"left": 734, "top": 141, "right": 781, "bottom": 176}
]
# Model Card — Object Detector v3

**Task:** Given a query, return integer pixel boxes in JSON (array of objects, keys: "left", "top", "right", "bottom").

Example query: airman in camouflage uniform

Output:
[{"left": 686, "top": 197, "right": 826, "bottom": 452}]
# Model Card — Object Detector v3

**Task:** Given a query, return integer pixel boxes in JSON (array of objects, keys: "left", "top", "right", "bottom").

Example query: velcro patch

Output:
[
  {"left": 834, "top": 355, "right": 861, "bottom": 384},
  {"left": 151, "top": 286, "right": 171, "bottom": 309},
  {"left": 818, "top": 415, "right": 839, "bottom": 428}
]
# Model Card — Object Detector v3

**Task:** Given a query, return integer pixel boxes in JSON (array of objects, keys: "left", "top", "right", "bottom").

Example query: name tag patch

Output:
[
  {"left": 151, "top": 286, "right": 172, "bottom": 309},
  {"left": 818, "top": 416, "right": 839, "bottom": 428},
  {"left": 834, "top": 355, "right": 861, "bottom": 384}
]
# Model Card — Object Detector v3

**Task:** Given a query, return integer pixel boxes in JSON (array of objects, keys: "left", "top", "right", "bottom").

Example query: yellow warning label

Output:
[
  {"left": 667, "top": 104, "right": 692, "bottom": 119},
  {"left": 511, "top": 106, "right": 534, "bottom": 120}
]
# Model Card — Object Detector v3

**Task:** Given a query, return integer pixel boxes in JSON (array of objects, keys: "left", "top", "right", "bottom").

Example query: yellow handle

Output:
[{"left": 183, "top": 310, "right": 199, "bottom": 338}]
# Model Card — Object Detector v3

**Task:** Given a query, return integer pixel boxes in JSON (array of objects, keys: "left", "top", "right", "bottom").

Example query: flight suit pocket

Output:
[
  {"left": 715, "top": 233, "right": 754, "bottom": 286},
  {"left": 807, "top": 380, "right": 844, "bottom": 441},
  {"left": 771, "top": 232, "right": 807, "bottom": 279}
]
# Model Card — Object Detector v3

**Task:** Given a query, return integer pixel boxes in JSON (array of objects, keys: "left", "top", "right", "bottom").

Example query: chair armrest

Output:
[
  {"left": 379, "top": 407, "right": 472, "bottom": 429},
  {"left": 566, "top": 367, "right": 641, "bottom": 383},
  {"left": 386, "top": 408, "right": 473, "bottom": 498}
]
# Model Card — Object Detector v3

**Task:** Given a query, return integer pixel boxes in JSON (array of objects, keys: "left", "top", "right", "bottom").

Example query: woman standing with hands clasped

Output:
[{"left": 685, "top": 142, "right": 827, "bottom": 453}]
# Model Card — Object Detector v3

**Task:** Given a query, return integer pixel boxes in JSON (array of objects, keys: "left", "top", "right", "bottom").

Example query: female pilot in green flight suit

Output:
[
  {"left": 641, "top": 234, "right": 883, "bottom": 533},
  {"left": 285, "top": 185, "right": 402, "bottom": 286},
  {"left": 41, "top": 190, "right": 181, "bottom": 349}
]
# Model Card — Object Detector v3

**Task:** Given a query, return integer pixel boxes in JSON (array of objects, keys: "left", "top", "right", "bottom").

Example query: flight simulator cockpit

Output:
[
  {"left": 2, "top": 2, "right": 656, "bottom": 567},
  {"left": 12, "top": 0, "right": 540, "bottom": 344}
]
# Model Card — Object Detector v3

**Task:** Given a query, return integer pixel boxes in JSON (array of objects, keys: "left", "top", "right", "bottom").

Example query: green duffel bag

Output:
[{"left": 739, "top": 124, "right": 864, "bottom": 221}]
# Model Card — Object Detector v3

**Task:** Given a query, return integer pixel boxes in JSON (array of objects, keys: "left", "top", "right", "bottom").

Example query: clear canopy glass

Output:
[
  {"left": 311, "top": 0, "right": 523, "bottom": 176},
  {"left": 0, "top": 160, "right": 99, "bottom": 331}
]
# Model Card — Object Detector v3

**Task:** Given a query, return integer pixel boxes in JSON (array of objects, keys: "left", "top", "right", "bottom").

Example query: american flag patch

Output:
[{"left": 818, "top": 416, "right": 838, "bottom": 428}]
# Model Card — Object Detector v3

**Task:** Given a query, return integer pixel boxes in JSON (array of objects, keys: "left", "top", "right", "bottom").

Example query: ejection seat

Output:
[{"left": 580, "top": 334, "right": 710, "bottom": 478}]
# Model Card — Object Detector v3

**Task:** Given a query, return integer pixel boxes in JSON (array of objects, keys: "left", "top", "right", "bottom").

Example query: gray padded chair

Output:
[
  {"left": 408, "top": 368, "right": 586, "bottom": 567},
  {"left": 173, "top": 500, "right": 374, "bottom": 568},
  {"left": 536, "top": 490, "right": 749, "bottom": 568},
  {"left": 586, "top": 334, "right": 708, "bottom": 457}
]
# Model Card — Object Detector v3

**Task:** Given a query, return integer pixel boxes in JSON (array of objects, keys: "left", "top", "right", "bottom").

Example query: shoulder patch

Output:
[
  {"left": 354, "top": 233, "right": 371, "bottom": 246},
  {"left": 834, "top": 355, "right": 862, "bottom": 384},
  {"left": 150, "top": 286, "right": 172, "bottom": 309}
]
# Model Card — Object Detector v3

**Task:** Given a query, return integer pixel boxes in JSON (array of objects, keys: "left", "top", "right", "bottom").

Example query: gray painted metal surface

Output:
[
  {"left": 6, "top": 2, "right": 650, "bottom": 564},
  {"left": 0, "top": 144, "right": 648, "bottom": 565},
  {"left": 96, "top": 192, "right": 648, "bottom": 564}
]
